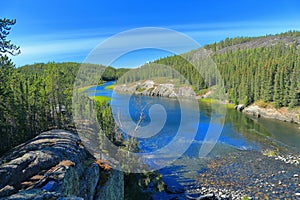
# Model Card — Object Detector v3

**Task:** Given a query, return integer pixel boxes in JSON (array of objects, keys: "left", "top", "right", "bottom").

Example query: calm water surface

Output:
[{"left": 91, "top": 81, "right": 300, "bottom": 187}]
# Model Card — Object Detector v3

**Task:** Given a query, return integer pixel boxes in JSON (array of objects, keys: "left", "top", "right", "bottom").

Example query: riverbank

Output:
[
  {"left": 199, "top": 89, "right": 300, "bottom": 125},
  {"left": 243, "top": 103, "right": 300, "bottom": 124},
  {"left": 114, "top": 80, "right": 196, "bottom": 98},
  {"left": 98, "top": 81, "right": 300, "bottom": 199},
  {"left": 152, "top": 149, "right": 300, "bottom": 200},
  {"left": 189, "top": 150, "right": 300, "bottom": 199},
  {"left": 114, "top": 80, "right": 300, "bottom": 126}
]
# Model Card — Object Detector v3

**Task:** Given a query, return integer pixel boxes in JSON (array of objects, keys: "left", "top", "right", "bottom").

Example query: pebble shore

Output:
[{"left": 187, "top": 150, "right": 300, "bottom": 199}]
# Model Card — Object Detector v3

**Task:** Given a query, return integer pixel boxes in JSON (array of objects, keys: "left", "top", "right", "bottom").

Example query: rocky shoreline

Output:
[
  {"left": 242, "top": 104, "right": 300, "bottom": 124},
  {"left": 114, "top": 80, "right": 196, "bottom": 98},
  {"left": 262, "top": 149, "right": 300, "bottom": 166},
  {"left": 188, "top": 150, "right": 300, "bottom": 200},
  {"left": 114, "top": 81, "right": 300, "bottom": 126},
  {"left": 151, "top": 150, "right": 300, "bottom": 200}
]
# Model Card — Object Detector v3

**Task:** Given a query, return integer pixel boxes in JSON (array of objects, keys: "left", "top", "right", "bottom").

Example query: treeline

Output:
[
  {"left": 213, "top": 42, "right": 299, "bottom": 107},
  {"left": 117, "top": 56, "right": 212, "bottom": 93},
  {"left": 0, "top": 18, "right": 130, "bottom": 154},
  {"left": 131, "top": 32, "right": 300, "bottom": 108},
  {"left": 102, "top": 66, "right": 129, "bottom": 81},
  {"left": 0, "top": 61, "right": 127, "bottom": 154},
  {"left": 205, "top": 30, "right": 300, "bottom": 51}
]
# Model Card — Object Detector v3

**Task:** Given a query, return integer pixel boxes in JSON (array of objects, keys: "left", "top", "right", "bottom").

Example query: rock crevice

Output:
[{"left": 0, "top": 130, "right": 124, "bottom": 200}]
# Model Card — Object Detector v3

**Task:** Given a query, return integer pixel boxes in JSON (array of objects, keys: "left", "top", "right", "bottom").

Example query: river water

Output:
[{"left": 88, "top": 81, "right": 300, "bottom": 198}]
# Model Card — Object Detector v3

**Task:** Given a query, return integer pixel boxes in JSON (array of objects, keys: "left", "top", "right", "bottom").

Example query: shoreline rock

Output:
[
  {"left": 234, "top": 104, "right": 245, "bottom": 112},
  {"left": 194, "top": 150, "right": 300, "bottom": 199},
  {"left": 114, "top": 80, "right": 196, "bottom": 98},
  {"left": 113, "top": 80, "right": 300, "bottom": 125},
  {"left": 262, "top": 150, "right": 300, "bottom": 166},
  {"left": 243, "top": 104, "right": 300, "bottom": 124}
]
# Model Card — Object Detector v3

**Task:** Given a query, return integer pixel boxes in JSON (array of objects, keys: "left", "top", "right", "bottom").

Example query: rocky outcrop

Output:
[
  {"left": 214, "top": 35, "right": 300, "bottom": 54},
  {"left": 243, "top": 105, "right": 300, "bottom": 124},
  {"left": 95, "top": 169, "right": 123, "bottom": 200},
  {"left": 114, "top": 80, "right": 195, "bottom": 98},
  {"left": 0, "top": 130, "right": 124, "bottom": 200},
  {"left": 234, "top": 104, "right": 245, "bottom": 112}
]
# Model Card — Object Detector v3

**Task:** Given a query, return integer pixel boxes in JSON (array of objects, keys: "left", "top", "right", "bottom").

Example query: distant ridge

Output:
[{"left": 204, "top": 30, "right": 300, "bottom": 53}]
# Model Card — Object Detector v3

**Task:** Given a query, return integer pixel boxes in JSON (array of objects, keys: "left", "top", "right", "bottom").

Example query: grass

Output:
[
  {"left": 199, "top": 98, "right": 235, "bottom": 109},
  {"left": 226, "top": 103, "right": 235, "bottom": 109},
  {"left": 242, "top": 196, "right": 251, "bottom": 200},
  {"left": 255, "top": 100, "right": 270, "bottom": 108},
  {"left": 195, "top": 88, "right": 209, "bottom": 96},
  {"left": 262, "top": 149, "right": 277, "bottom": 157},
  {"left": 77, "top": 85, "right": 97, "bottom": 92},
  {"left": 81, "top": 82, "right": 113, "bottom": 103},
  {"left": 105, "top": 85, "right": 115, "bottom": 90},
  {"left": 199, "top": 98, "right": 213, "bottom": 104},
  {"left": 78, "top": 81, "right": 115, "bottom": 92},
  {"left": 136, "top": 87, "right": 146, "bottom": 92},
  {"left": 90, "top": 96, "right": 111, "bottom": 103}
]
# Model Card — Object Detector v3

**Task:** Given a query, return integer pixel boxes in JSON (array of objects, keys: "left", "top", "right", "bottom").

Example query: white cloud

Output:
[
  {"left": 20, "top": 38, "right": 102, "bottom": 56},
  {"left": 11, "top": 20, "right": 300, "bottom": 67}
]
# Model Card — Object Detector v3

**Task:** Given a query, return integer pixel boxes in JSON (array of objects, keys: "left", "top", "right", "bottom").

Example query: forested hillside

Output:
[
  {"left": 1, "top": 19, "right": 299, "bottom": 155},
  {"left": 1, "top": 60, "right": 127, "bottom": 154},
  {"left": 205, "top": 30, "right": 300, "bottom": 53},
  {"left": 211, "top": 42, "right": 299, "bottom": 107},
  {"left": 0, "top": 18, "right": 127, "bottom": 155},
  {"left": 150, "top": 31, "right": 300, "bottom": 107}
]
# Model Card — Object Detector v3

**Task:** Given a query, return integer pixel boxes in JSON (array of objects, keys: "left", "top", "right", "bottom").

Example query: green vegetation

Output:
[
  {"left": 211, "top": 41, "right": 300, "bottom": 107},
  {"left": 199, "top": 98, "right": 235, "bottom": 109},
  {"left": 194, "top": 88, "right": 209, "bottom": 96},
  {"left": 262, "top": 149, "right": 278, "bottom": 157},
  {"left": 242, "top": 196, "right": 251, "bottom": 200},
  {"left": 132, "top": 31, "right": 300, "bottom": 108},
  {"left": 117, "top": 58, "right": 207, "bottom": 91},
  {"left": 77, "top": 85, "right": 96, "bottom": 92},
  {"left": 199, "top": 98, "right": 214, "bottom": 104},
  {"left": 0, "top": 62, "right": 127, "bottom": 154},
  {"left": 90, "top": 96, "right": 112, "bottom": 103},
  {"left": 0, "top": 18, "right": 299, "bottom": 159},
  {"left": 1, "top": 18, "right": 299, "bottom": 199},
  {"left": 255, "top": 100, "right": 270, "bottom": 108},
  {"left": 102, "top": 66, "right": 130, "bottom": 81},
  {"left": 0, "top": 18, "right": 129, "bottom": 154},
  {"left": 79, "top": 82, "right": 116, "bottom": 92},
  {"left": 105, "top": 84, "right": 115, "bottom": 90},
  {"left": 204, "top": 30, "right": 300, "bottom": 51}
]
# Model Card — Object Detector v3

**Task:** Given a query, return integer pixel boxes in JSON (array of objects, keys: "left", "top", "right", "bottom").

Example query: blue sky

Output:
[{"left": 1, "top": 0, "right": 300, "bottom": 68}]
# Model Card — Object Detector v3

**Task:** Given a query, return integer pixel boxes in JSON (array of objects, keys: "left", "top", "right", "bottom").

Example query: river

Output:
[{"left": 88, "top": 81, "right": 300, "bottom": 199}]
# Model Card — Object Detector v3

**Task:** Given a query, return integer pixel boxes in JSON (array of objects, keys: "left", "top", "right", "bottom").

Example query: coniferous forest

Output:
[
  {"left": 2, "top": 0, "right": 300, "bottom": 198},
  {"left": 0, "top": 60, "right": 129, "bottom": 154},
  {"left": 153, "top": 32, "right": 300, "bottom": 107},
  {"left": 1, "top": 18, "right": 299, "bottom": 155},
  {"left": 0, "top": 19, "right": 130, "bottom": 153}
]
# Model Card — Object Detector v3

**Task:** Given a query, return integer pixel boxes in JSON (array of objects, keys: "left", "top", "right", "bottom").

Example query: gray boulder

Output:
[
  {"left": 234, "top": 104, "right": 244, "bottom": 112},
  {"left": 0, "top": 130, "right": 124, "bottom": 200}
]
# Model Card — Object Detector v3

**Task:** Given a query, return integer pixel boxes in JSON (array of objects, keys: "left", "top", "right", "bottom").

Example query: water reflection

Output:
[{"left": 91, "top": 81, "right": 300, "bottom": 185}]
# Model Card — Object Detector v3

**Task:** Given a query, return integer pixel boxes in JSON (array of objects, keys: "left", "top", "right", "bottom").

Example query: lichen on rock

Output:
[{"left": 0, "top": 130, "right": 124, "bottom": 200}]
